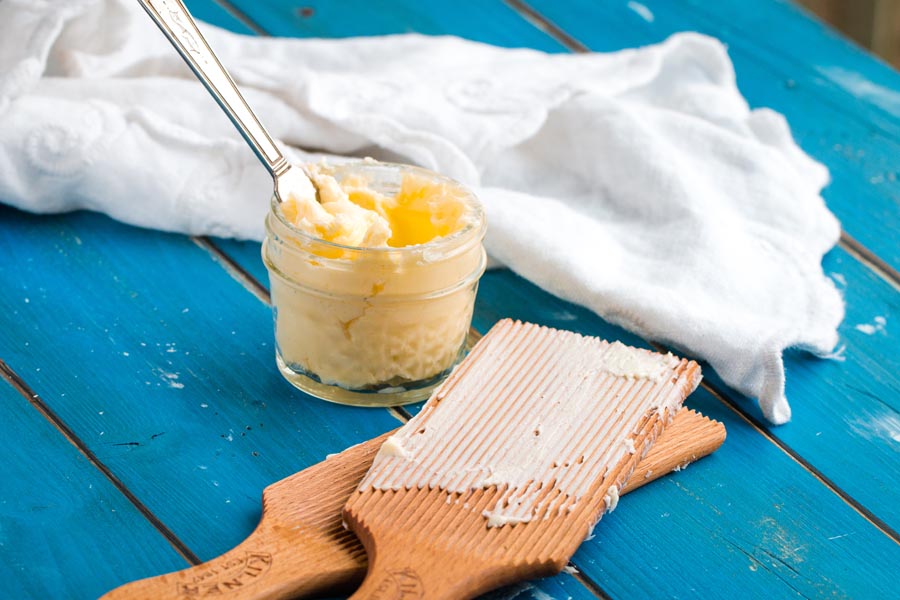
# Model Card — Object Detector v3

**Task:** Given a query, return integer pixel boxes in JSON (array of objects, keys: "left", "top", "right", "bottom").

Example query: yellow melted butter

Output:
[{"left": 281, "top": 165, "right": 468, "bottom": 251}]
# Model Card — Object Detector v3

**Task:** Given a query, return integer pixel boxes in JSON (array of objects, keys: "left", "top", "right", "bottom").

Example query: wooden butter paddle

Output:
[
  {"left": 101, "top": 408, "right": 723, "bottom": 599},
  {"left": 344, "top": 320, "right": 705, "bottom": 599}
]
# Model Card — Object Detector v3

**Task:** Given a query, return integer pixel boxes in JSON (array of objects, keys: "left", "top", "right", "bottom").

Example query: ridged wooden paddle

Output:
[
  {"left": 101, "top": 408, "right": 723, "bottom": 600},
  {"left": 344, "top": 320, "right": 705, "bottom": 600}
]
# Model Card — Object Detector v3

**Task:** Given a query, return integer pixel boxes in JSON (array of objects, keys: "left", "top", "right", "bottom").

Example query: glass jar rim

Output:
[
  {"left": 270, "top": 161, "right": 486, "bottom": 256},
  {"left": 262, "top": 238, "right": 488, "bottom": 302}
]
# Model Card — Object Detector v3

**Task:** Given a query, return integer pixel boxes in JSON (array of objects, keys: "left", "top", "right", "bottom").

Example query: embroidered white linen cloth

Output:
[{"left": 0, "top": 0, "right": 844, "bottom": 423}]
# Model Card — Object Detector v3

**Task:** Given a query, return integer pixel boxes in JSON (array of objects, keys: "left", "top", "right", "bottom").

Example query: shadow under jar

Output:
[{"left": 262, "top": 162, "right": 487, "bottom": 407}]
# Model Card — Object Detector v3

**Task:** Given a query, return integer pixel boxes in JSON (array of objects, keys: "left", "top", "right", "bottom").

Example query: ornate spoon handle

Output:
[{"left": 138, "top": 0, "right": 315, "bottom": 200}]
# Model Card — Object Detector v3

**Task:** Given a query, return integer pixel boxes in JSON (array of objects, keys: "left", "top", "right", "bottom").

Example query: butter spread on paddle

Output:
[
  {"left": 598, "top": 341, "right": 674, "bottom": 382},
  {"left": 357, "top": 320, "right": 702, "bottom": 527},
  {"left": 378, "top": 435, "right": 413, "bottom": 459},
  {"left": 603, "top": 486, "right": 620, "bottom": 513}
]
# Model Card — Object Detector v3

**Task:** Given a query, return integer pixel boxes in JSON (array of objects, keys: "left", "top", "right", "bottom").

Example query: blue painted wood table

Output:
[{"left": 2, "top": 1, "right": 900, "bottom": 598}]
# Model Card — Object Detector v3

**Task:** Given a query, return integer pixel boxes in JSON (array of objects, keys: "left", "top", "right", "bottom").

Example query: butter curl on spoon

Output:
[{"left": 138, "top": 0, "right": 318, "bottom": 204}]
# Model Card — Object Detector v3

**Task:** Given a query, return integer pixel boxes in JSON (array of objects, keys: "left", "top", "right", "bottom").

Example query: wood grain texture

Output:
[
  {"left": 0, "top": 377, "right": 187, "bottom": 599},
  {"left": 622, "top": 409, "right": 725, "bottom": 494},
  {"left": 100, "top": 408, "right": 724, "bottom": 599},
  {"left": 474, "top": 269, "right": 900, "bottom": 598},
  {"left": 345, "top": 318, "right": 699, "bottom": 600}
]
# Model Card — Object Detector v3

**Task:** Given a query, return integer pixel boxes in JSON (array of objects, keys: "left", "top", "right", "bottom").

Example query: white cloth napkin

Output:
[{"left": 0, "top": 0, "right": 844, "bottom": 424}]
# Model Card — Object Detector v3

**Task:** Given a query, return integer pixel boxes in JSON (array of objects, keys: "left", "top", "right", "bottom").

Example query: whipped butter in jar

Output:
[{"left": 262, "top": 161, "right": 486, "bottom": 407}]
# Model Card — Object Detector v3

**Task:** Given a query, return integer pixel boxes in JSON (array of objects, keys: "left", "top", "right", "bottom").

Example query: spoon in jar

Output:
[{"left": 138, "top": 0, "right": 318, "bottom": 204}]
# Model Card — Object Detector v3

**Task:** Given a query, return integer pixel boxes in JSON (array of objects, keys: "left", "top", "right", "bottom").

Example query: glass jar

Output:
[{"left": 262, "top": 162, "right": 486, "bottom": 407}]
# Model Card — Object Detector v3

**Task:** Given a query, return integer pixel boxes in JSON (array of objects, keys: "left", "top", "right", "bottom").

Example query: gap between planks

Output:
[
  {"left": 649, "top": 343, "right": 900, "bottom": 547},
  {"left": 192, "top": 236, "right": 270, "bottom": 303},
  {"left": 841, "top": 231, "right": 900, "bottom": 293},
  {"left": 208, "top": 0, "right": 269, "bottom": 35},
  {"left": 0, "top": 359, "right": 203, "bottom": 567}
]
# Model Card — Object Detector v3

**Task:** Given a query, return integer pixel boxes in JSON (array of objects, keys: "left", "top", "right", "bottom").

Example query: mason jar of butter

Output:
[{"left": 262, "top": 161, "right": 486, "bottom": 407}]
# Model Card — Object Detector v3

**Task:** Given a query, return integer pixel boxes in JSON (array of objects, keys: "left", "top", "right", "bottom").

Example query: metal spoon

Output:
[{"left": 138, "top": 0, "right": 318, "bottom": 203}]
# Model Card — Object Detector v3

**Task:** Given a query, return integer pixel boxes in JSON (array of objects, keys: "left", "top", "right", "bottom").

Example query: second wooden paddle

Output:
[{"left": 101, "top": 408, "right": 723, "bottom": 599}]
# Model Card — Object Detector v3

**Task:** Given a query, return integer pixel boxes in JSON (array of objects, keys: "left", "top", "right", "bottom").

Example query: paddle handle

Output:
[{"left": 99, "top": 523, "right": 356, "bottom": 600}]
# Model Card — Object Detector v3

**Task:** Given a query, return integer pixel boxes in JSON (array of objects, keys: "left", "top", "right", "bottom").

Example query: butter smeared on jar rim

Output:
[{"left": 280, "top": 162, "right": 471, "bottom": 249}]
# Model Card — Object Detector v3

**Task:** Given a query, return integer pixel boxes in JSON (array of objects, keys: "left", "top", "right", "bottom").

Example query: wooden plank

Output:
[
  {"left": 0, "top": 377, "right": 187, "bottom": 599},
  {"left": 517, "top": 0, "right": 900, "bottom": 276},
  {"left": 0, "top": 207, "right": 397, "bottom": 563},
  {"left": 474, "top": 268, "right": 900, "bottom": 597}
]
